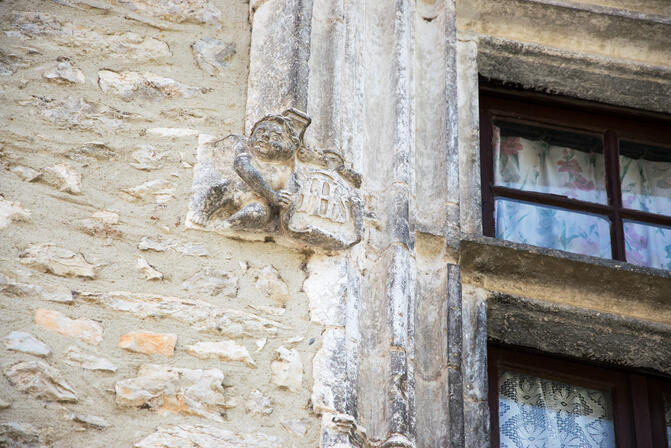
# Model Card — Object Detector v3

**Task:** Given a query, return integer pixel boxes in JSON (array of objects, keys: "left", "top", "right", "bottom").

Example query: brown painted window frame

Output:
[
  {"left": 488, "top": 344, "right": 671, "bottom": 448},
  {"left": 479, "top": 88, "right": 671, "bottom": 262}
]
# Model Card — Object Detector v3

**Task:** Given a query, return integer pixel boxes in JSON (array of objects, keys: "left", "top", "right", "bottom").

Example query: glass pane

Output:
[
  {"left": 620, "top": 140, "right": 671, "bottom": 215},
  {"left": 624, "top": 220, "right": 671, "bottom": 270},
  {"left": 495, "top": 197, "right": 612, "bottom": 259},
  {"left": 499, "top": 370, "right": 616, "bottom": 448},
  {"left": 664, "top": 393, "right": 671, "bottom": 448},
  {"left": 494, "top": 120, "right": 607, "bottom": 204}
]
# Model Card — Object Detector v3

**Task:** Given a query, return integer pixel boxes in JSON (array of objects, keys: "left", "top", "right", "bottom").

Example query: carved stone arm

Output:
[{"left": 233, "top": 149, "right": 278, "bottom": 204}]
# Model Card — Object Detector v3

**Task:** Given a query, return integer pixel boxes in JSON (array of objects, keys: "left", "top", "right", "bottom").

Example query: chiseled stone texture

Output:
[
  {"left": 19, "top": 244, "right": 98, "bottom": 278},
  {"left": 4, "top": 360, "right": 77, "bottom": 402}
]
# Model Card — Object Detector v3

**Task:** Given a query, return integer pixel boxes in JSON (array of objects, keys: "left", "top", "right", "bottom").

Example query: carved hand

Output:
[{"left": 273, "top": 190, "right": 292, "bottom": 208}]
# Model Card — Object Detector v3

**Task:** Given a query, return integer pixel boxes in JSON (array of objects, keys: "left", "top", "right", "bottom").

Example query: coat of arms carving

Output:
[{"left": 186, "top": 109, "right": 363, "bottom": 250}]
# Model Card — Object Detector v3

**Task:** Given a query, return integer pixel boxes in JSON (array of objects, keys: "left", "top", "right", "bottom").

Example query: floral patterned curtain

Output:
[
  {"left": 498, "top": 370, "right": 616, "bottom": 448},
  {"left": 494, "top": 126, "right": 671, "bottom": 270}
]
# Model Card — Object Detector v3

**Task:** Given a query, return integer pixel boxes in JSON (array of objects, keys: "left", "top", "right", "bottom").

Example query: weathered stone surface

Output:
[
  {"left": 98, "top": 70, "right": 199, "bottom": 101},
  {"left": 116, "top": 364, "right": 233, "bottom": 421},
  {"left": 35, "top": 308, "right": 103, "bottom": 345},
  {"left": 253, "top": 265, "right": 289, "bottom": 306},
  {"left": 64, "top": 345, "right": 116, "bottom": 372},
  {"left": 76, "top": 211, "right": 122, "bottom": 239},
  {"left": 304, "top": 256, "right": 347, "bottom": 326},
  {"left": 4, "top": 331, "right": 51, "bottom": 357},
  {"left": 66, "top": 142, "right": 119, "bottom": 162},
  {"left": 4, "top": 360, "right": 77, "bottom": 402},
  {"left": 43, "top": 60, "right": 85, "bottom": 84},
  {"left": 120, "top": 179, "right": 176, "bottom": 204},
  {"left": 0, "top": 273, "right": 72, "bottom": 303},
  {"left": 130, "top": 145, "right": 166, "bottom": 170},
  {"left": 75, "top": 291, "right": 289, "bottom": 338},
  {"left": 185, "top": 340, "right": 255, "bottom": 367},
  {"left": 0, "top": 198, "right": 30, "bottom": 229},
  {"left": 134, "top": 425, "right": 280, "bottom": 448},
  {"left": 118, "top": 331, "right": 177, "bottom": 356},
  {"left": 281, "top": 419, "right": 308, "bottom": 436},
  {"left": 114, "top": 0, "right": 222, "bottom": 26},
  {"left": 248, "top": 304, "right": 285, "bottom": 317},
  {"left": 0, "top": 422, "right": 40, "bottom": 448},
  {"left": 32, "top": 95, "right": 131, "bottom": 133},
  {"left": 245, "top": 390, "right": 272, "bottom": 416},
  {"left": 10, "top": 165, "right": 41, "bottom": 182},
  {"left": 182, "top": 267, "right": 238, "bottom": 297},
  {"left": 0, "top": 398, "right": 10, "bottom": 409},
  {"left": 270, "top": 346, "right": 302, "bottom": 392},
  {"left": 19, "top": 244, "right": 98, "bottom": 278},
  {"left": 67, "top": 412, "right": 110, "bottom": 429},
  {"left": 176, "top": 242, "right": 209, "bottom": 257},
  {"left": 138, "top": 237, "right": 175, "bottom": 252},
  {"left": 43, "top": 163, "right": 82, "bottom": 194},
  {"left": 7, "top": 13, "right": 171, "bottom": 60},
  {"left": 146, "top": 127, "right": 198, "bottom": 137},
  {"left": 192, "top": 38, "right": 235, "bottom": 76},
  {"left": 136, "top": 257, "right": 164, "bottom": 281}
]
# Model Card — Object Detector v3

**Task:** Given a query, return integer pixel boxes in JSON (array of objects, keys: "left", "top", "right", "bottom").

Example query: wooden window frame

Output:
[
  {"left": 488, "top": 344, "right": 671, "bottom": 448},
  {"left": 479, "top": 90, "right": 671, "bottom": 262}
]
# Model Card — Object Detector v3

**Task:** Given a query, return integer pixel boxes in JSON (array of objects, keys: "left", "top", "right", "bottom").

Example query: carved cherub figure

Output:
[{"left": 190, "top": 109, "right": 311, "bottom": 230}]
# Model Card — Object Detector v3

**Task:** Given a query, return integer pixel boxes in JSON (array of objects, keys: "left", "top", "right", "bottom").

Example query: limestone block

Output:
[
  {"left": 114, "top": 0, "right": 222, "bottom": 26},
  {"left": 0, "top": 422, "right": 40, "bottom": 448},
  {"left": 0, "top": 398, "right": 10, "bottom": 408},
  {"left": 76, "top": 211, "right": 122, "bottom": 239},
  {"left": 43, "top": 60, "right": 85, "bottom": 84},
  {"left": 32, "top": 95, "right": 130, "bottom": 132},
  {"left": 75, "top": 291, "right": 290, "bottom": 338},
  {"left": 281, "top": 419, "right": 308, "bottom": 436},
  {"left": 134, "top": 425, "right": 280, "bottom": 448},
  {"left": 138, "top": 237, "right": 175, "bottom": 252},
  {"left": 176, "top": 242, "right": 209, "bottom": 257},
  {"left": 118, "top": 331, "right": 177, "bottom": 356},
  {"left": 270, "top": 346, "right": 303, "bottom": 392},
  {"left": 192, "top": 38, "right": 236, "bottom": 76},
  {"left": 10, "top": 165, "right": 41, "bottom": 182},
  {"left": 130, "top": 145, "right": 166, "bottom": 170},
  {"left": 136, "top": 257, "right": 164, "bottom": 281},
  {"left": 253, "top": 265, "right": 290, "bottom": 306},
  {"left": 8, "top": 13, "right": 171, "bottom": 61},
  {"left": 35, "top": 308, "right": 103, "bottom": 345},
  {"left": 120, "top": 179, "right": 176, "bottom": 204},
  {"left": 146, "top": 127, "right": 198, "bottom": 137},
  {"left": 304, "top": 256, "right": 348, "bottom": 326},
  {"left": 4, "top": 360, "right": 77, "bottom": 402},
  {"left": 4, "top": 331, "right": 51, "bottom": 357},
  {"left": 66, "top": 142, "right": 119, "bottom": 161},
  {"left": 182, "top": 267, "right": 238, "bottom": 297},
  {"left": 43, "top": 163, "right": 82, "bottom": 194},
  {"left": 245, "top": 390, "right": 272, "bottom": 416},
  {"left": 19, "top": 243, "right": 98, "bottom": 278},
  {"left": 185, "top": 340, "right": 255, "bottom": 367},
  {"left": 67, "top": 412, "right": 110, "bottom": 429},
  {"left": 98, "top": 70, "right": 199, "bottom": 101},
  {"left": 0, "top": 198, "right": 30, "bottom": 229},
  {"left": 115, "top": 364, "right": 233, "bottom": 422},
  {"left": 0, "top": 273, "right": 72, "bottom": 303},
  {"left": 63, "top": 346, "right": 116, "bottom": 372}
]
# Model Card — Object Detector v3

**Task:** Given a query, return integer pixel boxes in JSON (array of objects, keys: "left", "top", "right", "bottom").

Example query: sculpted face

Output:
[{"left": 249, "top": 119, "right": 297, "bottom": 161}]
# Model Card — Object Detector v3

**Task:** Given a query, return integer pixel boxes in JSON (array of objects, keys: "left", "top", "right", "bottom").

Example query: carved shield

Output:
[{"left": 282, "top": 166, "right": 362, "bottom": 250}]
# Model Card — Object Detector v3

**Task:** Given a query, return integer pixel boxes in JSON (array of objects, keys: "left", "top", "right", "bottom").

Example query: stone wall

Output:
[{"left": 0, "top": 0, "right": 323, "bottom": 446}]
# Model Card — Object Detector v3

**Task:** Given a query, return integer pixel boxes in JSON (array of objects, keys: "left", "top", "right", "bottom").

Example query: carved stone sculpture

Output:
[{"left": 186, "top": 109, "right": 363, "bottom": 250}]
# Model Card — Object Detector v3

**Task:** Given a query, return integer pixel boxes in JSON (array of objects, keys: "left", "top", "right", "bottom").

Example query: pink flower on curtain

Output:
[
  {"left": 500, "top": 137, "right": 524, "bottom": 156},
  {"left": 656, "top": 177, "right": 671, "bottom": 189},
  {"left": 568, "top": 173, "right": 596, "bottom": 191},
  {"left": 626, "top": 227, "right": 648, "bottom": 250},
  {"left": 557, "top": 157, "right": 582, "bottom": 175}
]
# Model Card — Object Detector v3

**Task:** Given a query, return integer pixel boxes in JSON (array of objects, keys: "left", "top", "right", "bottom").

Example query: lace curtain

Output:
[
  {"left": 494, "top": 127, "right": 671, "bottom": 270},
  {"left": 498, "top": 370, "right": 616, "bottom": 448}
]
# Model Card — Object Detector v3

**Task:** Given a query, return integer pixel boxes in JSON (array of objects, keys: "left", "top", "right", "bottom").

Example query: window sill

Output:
[{"left": 459, "top": 235, "right": 671, "bottom": 326}]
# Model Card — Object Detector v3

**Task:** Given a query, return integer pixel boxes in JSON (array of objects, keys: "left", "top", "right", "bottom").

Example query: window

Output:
[
  {"left": 488, "top": 345, "right": 671, "bottom": 447},
  {"left": 480, "top": 91, "right": 671, "bottom": 270}
]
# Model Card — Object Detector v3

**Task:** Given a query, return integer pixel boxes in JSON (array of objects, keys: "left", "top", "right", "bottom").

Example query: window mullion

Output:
[
  {"left": 629, "top": 374, "right": 654, "bottom": 448},
  {"left": 603, "top": 130, "right": 626, "bottom": 260}
]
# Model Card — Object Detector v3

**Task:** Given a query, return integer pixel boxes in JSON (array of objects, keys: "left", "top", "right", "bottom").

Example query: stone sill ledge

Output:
[{"left": 459, "top": 235, "right": 671, "bottom": 324}]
